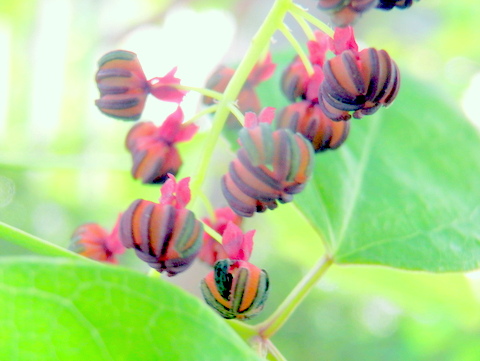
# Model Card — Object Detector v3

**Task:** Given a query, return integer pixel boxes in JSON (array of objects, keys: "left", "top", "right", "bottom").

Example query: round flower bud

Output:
[
  {"left": 319, "top": 48, "right": 400, "bottom": 121},
  {"left": 95, "top": 50, "right": 149, "bottom": 121},
  {"left": 276, "top": 101, "right": 350, "bottom": 152},
  {"left": 281, "top": 56, "right": 310, "bottom": 102},
  {"left": 70, "top": 222, "right": 124, "bottom": 264},
  {"left": 201, "top": 259, "right": 269, "bottom": 320},
  {"left": 119, "top": 199, "right": 203, "bottom": 276},
  {"left": 222, "top": 123, "right": 314, "bottom": 217},
  {"left": 126, "top": 122, "right": 182, "bottom": 184}
]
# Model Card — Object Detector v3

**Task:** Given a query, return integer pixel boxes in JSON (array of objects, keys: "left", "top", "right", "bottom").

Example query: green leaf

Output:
[
  {"left": 291, "top": 73, "right": 480, "bottom": 272},
  {"left": 0, "top": 257, "right": 263, "bottom": 361}
]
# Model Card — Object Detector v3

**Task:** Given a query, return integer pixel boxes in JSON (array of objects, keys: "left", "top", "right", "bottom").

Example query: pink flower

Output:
[
  {"left": 70, "top": 215, "right": 125, "bottom": 264},
  {"left": 199, "top": 207, "right": 243, "bottom": 266},
  {"left": 160, "top": 174, "right": 191, "bottom": 209},
  {"left": 148, "top": 67, "right": 187, "bottom": 104},
  {"left": 222, "top": 222, "right": 254, "bottom": 262},
  {"left": 244, "top": 107, "right": 276, "bottom": 128},
  {"left": 330, "top": 26, "right": 359, "bottom": 55},
  {"left": 126, "top": 107, "right": 198, "bottom": 184}
]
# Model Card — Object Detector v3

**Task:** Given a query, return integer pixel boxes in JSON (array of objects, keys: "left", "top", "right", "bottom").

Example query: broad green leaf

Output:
[
  {"left": 0, "top": 257, "right": 263, "bottom": 361},
  {"left": 250, "top": 204, "right": 480, "bottom": 329},
  {"left": 289, "top": 73, "right": 480, "bottom": 272}
]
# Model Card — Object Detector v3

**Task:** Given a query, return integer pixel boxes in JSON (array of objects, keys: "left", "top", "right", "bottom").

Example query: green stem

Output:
[
  {"left": 278, "top": 23, "right": 314, "bottom": 75},
  {"left": 290, "top": 11, "right": 315, "bottom": 40},
  {"left": 0, "top": 221, "right": 93, "bottom": 261},
  {"left": 184, "top": 104, "right": 218, "bottom": 125},
  {"left": 266, "top": 339, "right": 288, "bottom": 361},
  {"left": 189, "top": 0, "right": 292, "bottom": 201},
  {"left": 255, "top": 254, "right": 333, "bottom": 339},
  {"left": 201, "top": 221, "right": 223, "bottom": 243},
  {"left": 227, "top": 102, "right": 245, "bottom": 126},
  {"left": 288, "top": 4, "right": 334, "bottom": 37},
  {"left": 174, "top": 84, "right": 224, "bottom": 101}
]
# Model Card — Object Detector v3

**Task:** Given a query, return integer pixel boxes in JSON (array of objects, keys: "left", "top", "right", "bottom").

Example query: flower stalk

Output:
[
  {"left": 255, "top": 254, "right": 333, "bottom": 339},
  {"left": 189, "top": 0, "right": 294, "bottom": 202}
]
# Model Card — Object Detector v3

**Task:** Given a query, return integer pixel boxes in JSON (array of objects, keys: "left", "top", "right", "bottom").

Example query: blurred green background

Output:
[{"left": 1, "top": 0, "right": 480, "bottom": 360}]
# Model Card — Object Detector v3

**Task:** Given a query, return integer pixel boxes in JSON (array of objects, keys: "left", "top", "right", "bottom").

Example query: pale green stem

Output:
[
  {"left": 189, "top": 0, "right": 292, "bottom": 201},
  {"left": 201, "top": 221, "right": 223, "bottom": 243},
  {"left": 289, "top": 11, "right": 316, "bottom": 41},
  {"left": 227, "top": 102, "right": 245, "bottom": 126},
  {"left": 0, "top": 221, "right": 94, "bottom": 262},
  {"left": 174, "top": 84, "right": 224, "bottom": 100},
  {"left": 278, "top": 23, "right": 314, "bottom": 75},
  {"left": 288, "top": 4, "right": 334, "bottom": 37},
  {"left": 266, "top": 339, "right": 288, "bottom": 361},
  {"left": 255, "top": 254, "right": 333, "bottom": 339},
  {"left": 184, "top": 104, "right": 219, "bottom": 125},
  {"left": 198, "top": 192, "right": 216, "bottom": 220}
]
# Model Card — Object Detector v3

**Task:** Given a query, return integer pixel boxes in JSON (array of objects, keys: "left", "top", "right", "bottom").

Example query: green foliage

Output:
[
  {"left": 0, "top": 257, "right": 262, "bottom": 361},
  {"left": 291, "top": 72, "right": 480, "bottom": 271}
]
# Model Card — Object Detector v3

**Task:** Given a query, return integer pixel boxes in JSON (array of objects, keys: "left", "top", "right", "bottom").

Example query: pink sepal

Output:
[
  {"left": 330, "top": 26, "right": 359, "bottom": 55},
  {"left": 160, "top": 174, "right": 191, "bottom": 209},
  {"left": 222, "top": 222, "right": 254, "bottom": 261},
  {"left": 149, "top": 67, "right": 187, "bottom": 103}
]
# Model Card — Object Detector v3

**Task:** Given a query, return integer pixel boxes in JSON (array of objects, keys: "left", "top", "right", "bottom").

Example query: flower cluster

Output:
[
  {"left": 317, "top": 0, "right": 419, "bottom": 26},
  {"left": 73, "top": 5, "right": 405, "bottom": 323},
  {"left": 277, "top": 26, "right": 399, "bottom": 153},
  {"left": 95, "top": 50, "right": 198, "bottom": 184}
]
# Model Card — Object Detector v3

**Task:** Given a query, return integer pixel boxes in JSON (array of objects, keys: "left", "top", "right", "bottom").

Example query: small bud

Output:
[
  {"left": 276, "top": 101, "right": 350, "bottom": 152},
  {"left": 125, "top": 108, "right": 197, "bottom": 184},
  {"left": 70, "top": 220, "right": 124, "bottom": 264},
  {"left": 119, "top": 199, "right": 203, "bottom": 276},
  {"left": 95, "top": 50, "right": 149, "bottom": 121},
  {"left": 222, "top": 121, "right": 314, "bottom": 217},
  {"left": 201, "top": 259, "right": 269, "bottom": 320},
  {"left": 319, "top": 48, "right": 400, "bottom": 120}
]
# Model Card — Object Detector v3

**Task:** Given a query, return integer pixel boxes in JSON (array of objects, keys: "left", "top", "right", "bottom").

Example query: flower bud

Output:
[
  {"left": 319, "top": 48, "right": 400, "bottom": 120},
  {"left": 119, "top": 199, "right": 203, "bottom": 276},
  {"left": 201, "top": 259, "right": 269, "bottom": 319},
  {"left": 222, "top": 123, "right": 314, "bottom": 217},
  {"left": 95, "top": 50, "right": 149, "bottom": 121},
  {"left": 277, "top": 101, "right": 350, "bottom": 152}
]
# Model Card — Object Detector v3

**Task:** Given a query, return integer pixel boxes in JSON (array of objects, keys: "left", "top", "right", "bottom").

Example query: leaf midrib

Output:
[{"left": 334, "top": 114, "right": 383, "bottom": 257}]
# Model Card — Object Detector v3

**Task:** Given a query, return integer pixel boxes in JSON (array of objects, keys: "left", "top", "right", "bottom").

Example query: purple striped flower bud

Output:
[
  {"left": 201, "top": 259, "right": 269, "bottom": 320},
  {"left": 222, "top": 122, "right": 314, "bottom": 217},
  {"left": 276, "top": 101, "right": 350, "bottom": 152},
  {"left": 119, "top": 199, "right": 203, "bottom": 276},
  {"left": 95, "top": 50, "right": 149, "bottom": 121},
  {"left": 319, "top": 48, "right": 400, "bottom": 121}
]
